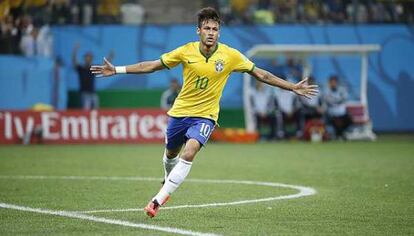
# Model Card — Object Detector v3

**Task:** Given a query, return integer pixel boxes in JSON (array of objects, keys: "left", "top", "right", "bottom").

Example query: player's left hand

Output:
[
  {"left": 90, "top": 57, "right": 115, "bottom": 77},
  {"left": 292, "top": 78, "right": 319, "bottom": 99}
]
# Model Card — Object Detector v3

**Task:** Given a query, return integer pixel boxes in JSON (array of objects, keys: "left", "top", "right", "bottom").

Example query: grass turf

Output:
[{"left": 0, "top": 136, "right": 413, "bottom": 235}]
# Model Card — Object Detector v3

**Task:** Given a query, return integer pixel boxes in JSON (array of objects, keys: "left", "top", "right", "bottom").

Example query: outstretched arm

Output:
[
  {"left": 90, "top": 58, "right": 165, "bottom": 77},
  {"left": 248, "top": 67, "right": 318, "bottom": 99}
]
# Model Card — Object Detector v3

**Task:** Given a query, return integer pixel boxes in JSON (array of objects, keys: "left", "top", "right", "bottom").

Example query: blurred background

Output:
[{"left": 0, "top": 0, "right": 413, "bottom": 144}]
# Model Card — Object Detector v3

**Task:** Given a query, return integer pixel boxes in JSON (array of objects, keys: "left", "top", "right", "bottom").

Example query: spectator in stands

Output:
[
  {"left": 275, "top": 0, "right": 297, "bottom": 23},
  {"left": 367, "top": 1, "right": 387, "bottom": 23},
  {"left": 72, "top": 43, "right": 113, "bottom": 110},
  {"left": 324, "top": 75, "right": 352, "bottom": 140},
  {"left": 24, "top": 0, "right": 49, "bottom": 24},
  {"left": 378, "top": 2, "right": 399, "bottom": 23},
  {"left": 50, "top": 0, "right": 71, "bottom": 25},
  {"left": 229, "top": 0, "right": 254, "bottom": 24},
  {"left": 401, "top": 1, "right": 414, "bottom": 23},
  {"left": 97, "top": 0, "right": 121, "bottom": 24},
  {"left": 120, "top": 1, "right": 145, "bottom": 25},
  {"left": 324, "top": 0, "right": 347, "bottom": 23},
  {"left": 161, "top": 78, "right": 181, "bottom": 110},
  {"left": 253, "top": 0, "right": 275, "bottom": 25},
  {"left": 19, "top": 24, "right": 53, "bottom": 57},
  {"left": 0, "top": 15, "right": 20, "bottom": 54},
  {"left": 300, "top": 0, "right": 323, "bottom": 23},
  {"left": 18, "top": 14, "right": 33, "bottom": 35},
  {"left": 251, "top": 81, "right": 276, "bottom": 140},
  {"left": 212, "top": 0, "right": 233, "bottom": 24},
  {"left": 346, "top": 1, "right": 368, "bottom": 23}
]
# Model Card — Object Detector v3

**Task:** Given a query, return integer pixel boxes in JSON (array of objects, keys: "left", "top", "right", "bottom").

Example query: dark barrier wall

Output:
[{"left": 1, "top": 25, "right": 413, "bottom": 131}]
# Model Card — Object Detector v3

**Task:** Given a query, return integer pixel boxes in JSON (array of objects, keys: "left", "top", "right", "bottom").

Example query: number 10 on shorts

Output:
[{"left": 200, "top": 123, "right": 212, "bottom": 138}]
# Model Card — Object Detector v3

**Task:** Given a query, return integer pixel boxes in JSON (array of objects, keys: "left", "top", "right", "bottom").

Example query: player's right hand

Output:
[
  {"left": 292, "top": 77, "right": 319, "bottom": 99},
  {"left": 90, "top": 57, "right": 115, "bottom": 77}
]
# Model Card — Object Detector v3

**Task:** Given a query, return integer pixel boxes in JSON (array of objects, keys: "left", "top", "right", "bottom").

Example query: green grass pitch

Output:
[{"left": 1, "top": 136, "right": 413, "bottom": 235}]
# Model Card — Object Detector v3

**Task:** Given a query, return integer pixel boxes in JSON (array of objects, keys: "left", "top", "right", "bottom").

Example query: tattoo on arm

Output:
[
  {"left": 262, "top": 71, "right": 272, "bottom": 83},
  {"left": 252, "top": 68, "right": 294, "bottom": 91}
]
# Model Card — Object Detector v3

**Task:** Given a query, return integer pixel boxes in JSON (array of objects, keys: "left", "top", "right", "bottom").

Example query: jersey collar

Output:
[{"left": 198, "top": 42, "right": 219, "bottom": 62}]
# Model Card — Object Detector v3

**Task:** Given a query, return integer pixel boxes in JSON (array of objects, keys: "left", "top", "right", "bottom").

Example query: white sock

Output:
[
  {"left": 163, "top": 153, "right": 179, "bottom": 180},
  {"left": 153, "top": 158, "right": 192, "bottom": 204}
]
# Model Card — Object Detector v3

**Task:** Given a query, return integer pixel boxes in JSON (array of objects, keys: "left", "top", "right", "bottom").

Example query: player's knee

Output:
[
  {"left": 166, "top": 150, "right": 179, "bottom": 159},
  {"left": 181, "top": 145, "right": 199, "bottom": 162},
  {"left": 180, "top": 139, "right": 201, "bottom": 162},
  {"left": 180, "top": 149, "right": 196, "bottom": 162},
  {"left": 165, "top": 146, "right": 182, "bottom": 159}
]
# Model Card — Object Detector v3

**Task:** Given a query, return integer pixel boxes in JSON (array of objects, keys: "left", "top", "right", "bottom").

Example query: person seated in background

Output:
[
  {"left": 274, "top": 78, "right": 302, "bottom": 139},
  {"left": 251, "top": 81, "right": 276, "bottom": 140},
  {"left": 324, "top": 75, "right": 352, "bottom": 140},
  {"left": 299, "top": 76, "right": 324, "bottom": 121},
  {"left": 299, "top": 76, "right": 326, "bottom": 141},
  {"left": 161, "top": 78, "right": 181, "bottom": 110}
]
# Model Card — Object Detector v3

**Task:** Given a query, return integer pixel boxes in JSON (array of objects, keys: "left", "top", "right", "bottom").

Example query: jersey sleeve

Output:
[
  {"left": 160, "top": 46, "right": 185, "bottom": 69},
  {"left": 231, "top": 49, "right": 255, "bottom": 73}
]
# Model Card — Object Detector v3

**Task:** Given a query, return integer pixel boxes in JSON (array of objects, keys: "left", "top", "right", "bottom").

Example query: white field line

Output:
[
  {"left": 0, "top": 203, "right": 220, "bottom": 236},
  {"left": 0, "top": 175, "right": 317, "bottom": 214}
]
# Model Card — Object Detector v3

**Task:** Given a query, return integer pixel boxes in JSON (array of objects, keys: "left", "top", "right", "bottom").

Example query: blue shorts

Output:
[{"left": 165, "top": 117, "right": 215, "bottom": 150}]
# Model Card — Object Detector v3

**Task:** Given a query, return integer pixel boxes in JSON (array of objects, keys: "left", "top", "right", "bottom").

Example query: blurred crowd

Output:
[
  {"left": 0, "top": 0, "right": 125, "bottom": 55},
  {"left": 0, "top": 0, "right": 56, "bottom": 55},
  {"left": 213, "top": 0, "right": 414, "bottom": 25},
  {"left": 1, "top": 0, "right": 413, "bottom": 55}
]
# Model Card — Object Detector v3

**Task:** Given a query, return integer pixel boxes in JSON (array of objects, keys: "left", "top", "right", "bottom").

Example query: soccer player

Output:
[{"left": 90, "top": 7, "right": 318, "bottom": 218}]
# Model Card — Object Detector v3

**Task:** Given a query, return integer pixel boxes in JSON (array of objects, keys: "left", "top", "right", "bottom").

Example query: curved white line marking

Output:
[
  {"left": 0, "top": 175, "right": 317, "bottom": 214},
  {"left": 0, "top": 203, "right": 220, "bottom": 236}
]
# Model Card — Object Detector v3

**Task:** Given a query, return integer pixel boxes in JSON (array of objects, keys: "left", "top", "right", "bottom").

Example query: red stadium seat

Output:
[
  {"left": 346, "top": 103, "right": 369, "bottom": 125},
  {"left": 344, "top": 103, "right": 377, "bottom": 141}
]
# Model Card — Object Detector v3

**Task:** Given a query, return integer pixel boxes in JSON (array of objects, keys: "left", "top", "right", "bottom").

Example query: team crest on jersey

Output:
[{"left": 215, "top": 59, "right": 224, "bottom": 72}]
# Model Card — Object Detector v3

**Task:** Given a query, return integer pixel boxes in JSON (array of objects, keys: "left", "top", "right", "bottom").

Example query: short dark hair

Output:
[
  {"left": 197, "top": 7, "right": 221, "bottom": 28},
  {"left": 329, "top": 75, "right": 338, "bottom": 82}
]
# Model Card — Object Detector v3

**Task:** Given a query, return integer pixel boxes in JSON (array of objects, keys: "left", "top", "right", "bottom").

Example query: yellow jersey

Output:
[{"left": 160, "top": 41, "right": 255, "bottom": 122}]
